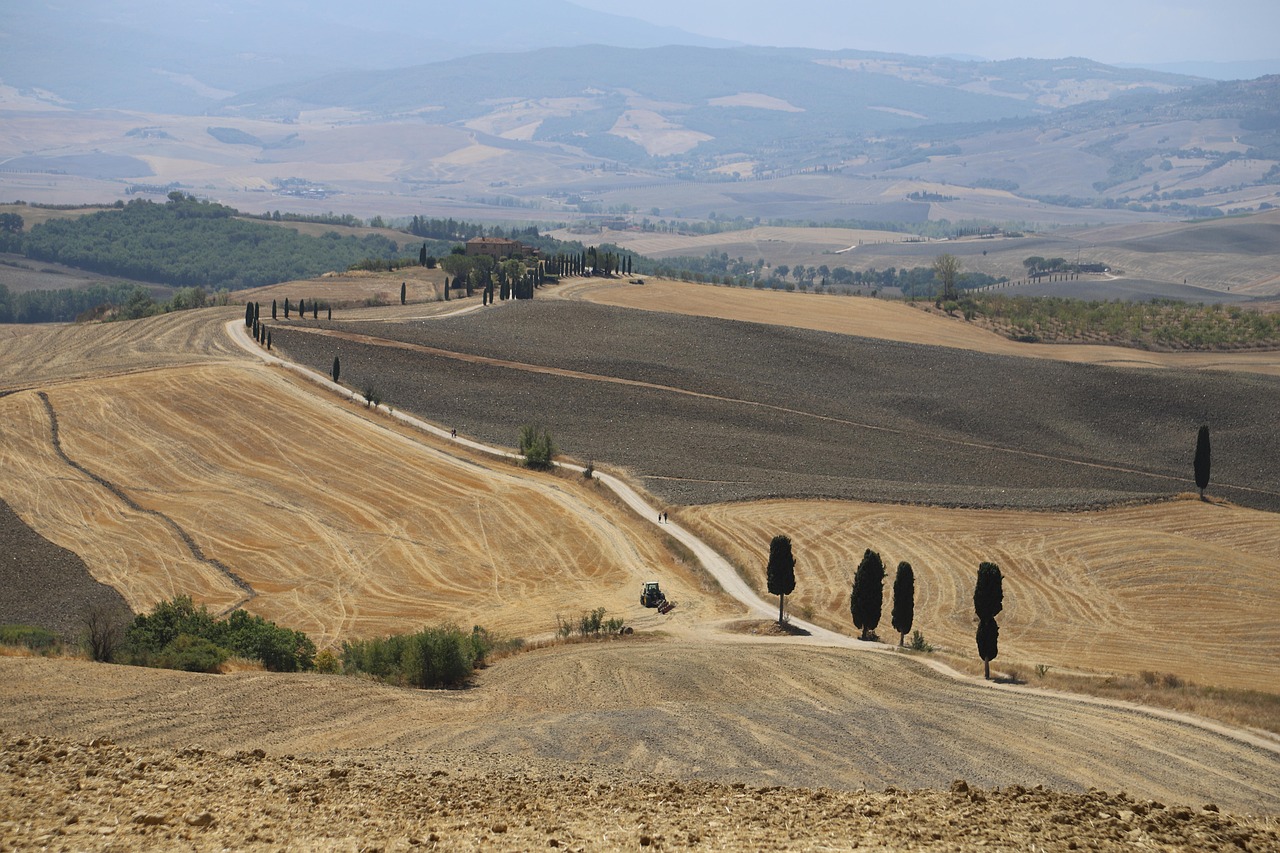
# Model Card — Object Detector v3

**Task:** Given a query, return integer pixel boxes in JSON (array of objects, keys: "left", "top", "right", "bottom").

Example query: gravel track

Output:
[{"left": 270, "top": 301, "right": 1280, "bottom": 510}]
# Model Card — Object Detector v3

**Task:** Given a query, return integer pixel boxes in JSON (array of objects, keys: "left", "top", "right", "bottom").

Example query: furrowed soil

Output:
[
  {"left": 270, "top": 298, "right": 1280, "bottom": 511},
  {"left": 3, "top": 650, "right": 1279, "bottom": 851}
]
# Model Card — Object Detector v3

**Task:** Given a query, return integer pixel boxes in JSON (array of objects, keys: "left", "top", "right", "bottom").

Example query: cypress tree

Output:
[
  {"left": 891, "top": 561, "right": 915, "bottom": 646},
  {"left": 401, "top": 282, "right": 406, "bottom": 305},
  {"left": 327, "top": 307, "right": 332, "bottom": 320},
  {"left": 765, "top": 535, "right": 796, "bottom": 628},
  {"left": 298, "top": 298, "right": 305, "bottom": 317},
  {"left": 1194, "top": 424, "right": 1211, "bottom": 499},
  {"left": 271, "top": 299, "right": 277, "bottom": 320},
  {"left": 313, "top": 302, "right": 318, "bottom": 319},
  {"left": 331, "top": 356, "right": 340, "bottom": 384},
  {"left": 284, "top": 298, "right": 290, "bottom": 319},
  {"left": 244, "top": 302, "right": 253, "bottom": 327},
  {"left": 974, "top": 562, "right": 1004, "bottom": 679},
  {"left": 850, "top": 549, "right": 885, "bottom": 641},
  {"left": 254, "top": 302, "right": 260, "bottom": 323},
  {"left": 266, "top": 330, "right": 272, "bottom": 350},
  {"left": 974, "top": 562, "right": 1003, "bottom": 621},
  {"left": 419, "top": 244, "right": 427, "bottom": 266},
  {"left": 976, "top": 617, "right": 999, "bottom": 679}
]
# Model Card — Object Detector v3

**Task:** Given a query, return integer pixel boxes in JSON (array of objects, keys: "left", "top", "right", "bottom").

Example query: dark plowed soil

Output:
[
  {"left": 0, "top": 500, "right": 132, "bottom": 637},
  {"left": 270, "top": 301, "right": 1280, "bottom": 510}
]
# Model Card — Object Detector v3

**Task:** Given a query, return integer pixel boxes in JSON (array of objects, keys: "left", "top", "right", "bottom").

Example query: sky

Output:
[{"left": 571, "top": 0, "right": 1280, "bottom": 65}]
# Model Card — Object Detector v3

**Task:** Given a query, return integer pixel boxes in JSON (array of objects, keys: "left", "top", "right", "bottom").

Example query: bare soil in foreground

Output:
[{"left": 3, "top": 650, "right": 1279, "bottom": 852}]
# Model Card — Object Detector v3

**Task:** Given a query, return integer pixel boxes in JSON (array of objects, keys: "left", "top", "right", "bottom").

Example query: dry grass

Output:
[{"left": 680, "top": 497, "right": 1280, "bottom": 694}]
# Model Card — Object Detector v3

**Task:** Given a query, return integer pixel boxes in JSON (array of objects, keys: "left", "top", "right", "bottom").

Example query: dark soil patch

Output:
[
  {"left": 270, "top": 301, "right": 1280, "bottom": 511},
  {"left": 0, "top": 499, "right": 132, "bottom": 638}
]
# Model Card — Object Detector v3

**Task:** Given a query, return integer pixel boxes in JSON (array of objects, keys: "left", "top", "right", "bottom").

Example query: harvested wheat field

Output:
[
  {"left": 567, "top": 278, "right": 1280, "bottom": 376},
  {"left": 679, "top": 498, "right": 1280, "bottom": 693},
  {"left": 0, "top": 332, "right": 722, "bottom": 643}
]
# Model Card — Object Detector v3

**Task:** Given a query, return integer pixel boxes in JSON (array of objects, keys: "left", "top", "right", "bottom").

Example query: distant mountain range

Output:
[
  {"left": 3, "top": 2, "right": 1278, "bottom": 225},
  {"left": 0, "top": 0, "right": 733, "bottom": 113}
]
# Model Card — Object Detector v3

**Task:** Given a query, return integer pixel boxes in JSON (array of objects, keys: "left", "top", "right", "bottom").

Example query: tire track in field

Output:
[
  {"left": 35, "top": 390, "right": 256, "bottom": 611},
  {"left": 284, "top": 325, "right": 1280, "bottom": 503}
]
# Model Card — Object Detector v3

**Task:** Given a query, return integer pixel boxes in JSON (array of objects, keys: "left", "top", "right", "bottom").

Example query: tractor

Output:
[{"left": 640, "top": 581, "right": 676, "bottom": 613}]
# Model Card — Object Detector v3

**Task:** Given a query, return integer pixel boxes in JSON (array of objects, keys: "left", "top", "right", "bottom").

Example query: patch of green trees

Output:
[
  {"left": 958, "top": 293, "right": 1280, "bottom": 349},
  {"left": 123, "top": 595, "right": 316, "bottom": 673},
  {"left": 341, "top": 625, "right": 496, "bottom": 689},
  {"left": 18, "top": 193, "right": 402, "bottom": 290},
  {"left": 0, "top": 281, "right": 219, "bottom": 323}
]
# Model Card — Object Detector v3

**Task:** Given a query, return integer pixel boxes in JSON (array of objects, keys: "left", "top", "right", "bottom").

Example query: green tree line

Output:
[{"left": 17, "top": 193, "right": 402, "bottom": 290}]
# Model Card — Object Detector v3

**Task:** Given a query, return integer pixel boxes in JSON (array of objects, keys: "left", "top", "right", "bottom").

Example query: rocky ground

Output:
[{"left": 4, "top": 729, "right": 1276, "bottom": 852}]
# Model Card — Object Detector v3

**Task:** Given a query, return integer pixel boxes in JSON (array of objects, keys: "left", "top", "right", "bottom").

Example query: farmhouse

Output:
[{"left": 465, "top": 236, "right": 538, "bottom": 259}]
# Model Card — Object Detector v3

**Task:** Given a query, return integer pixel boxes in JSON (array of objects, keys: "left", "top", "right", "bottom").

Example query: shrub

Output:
[
  {"left": 908, "top": 630, "right": 934, "bottom": 652},
  {"left": 81, "top": 601, "right": 131, "bottom": 662},
  {"left": 313, "top": 649, "right": 341, "bottom": 674},
  {"left": 518, "top": 423, "right": 556, "bottom": 469},
  {"left": 124, "top": 595, "right": 315, "bottom": 673},
  {"left": 341, "top": 624, "right": 491, "bottom": 689},
  {"left": 0, "top": 624, "right": 61, "bottom": 654},
  {"left": 154, "top": 634, "right": 228, "bottom": 673}
]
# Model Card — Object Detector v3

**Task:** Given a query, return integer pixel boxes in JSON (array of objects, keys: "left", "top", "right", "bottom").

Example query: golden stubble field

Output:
[
  {"left": 679, "top": 498, "right": 1280, "bottom": 693},
  {"left": 0, "top": 312, "right": 728, "bottom": 644}
]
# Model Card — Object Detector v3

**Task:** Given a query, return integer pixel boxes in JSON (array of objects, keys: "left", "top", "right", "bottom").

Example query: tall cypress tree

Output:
[
  {"left": 271, "top": 299, "right": 277, "bottom": 320},
  {"left": 850, "top": 549, "right": 885, "bottom": 641},
  {"left": 331, "top": 355, "right": 340, "bottom": 384},
  {"left": 765, "top": 535, "right": 796, "bottom": 628},
  {"left": 974, "top": 562, "right": 1004, "bottom": 679},
  {"left": 401, "top": 282, "right": 406, "bottom": 305},
  {"left": 1194, "top": 424, "right": 1211, "bottom": 499},
  {"left": 891, "top": 561, "right": 915, "bottom": 646},
  {"left": 244, "top": 302, "right": 253, "bottom": 327}
]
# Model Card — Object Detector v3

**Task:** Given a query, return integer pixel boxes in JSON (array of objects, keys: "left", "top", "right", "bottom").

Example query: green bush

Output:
[
  {"left": 124, "top": 595, "right": 315, "bottom": 673},
  {"left": 154, "top": 634, "right": 228, "bottom": 673},
  {"left": 518, "top": 424, "right": 556, "bottom": 469},
  {"left": 341, "top": 624, "right": 495, "bottom": 689},
  {"left": 0, "top": 624, "right": 62, "bottom": 654}
]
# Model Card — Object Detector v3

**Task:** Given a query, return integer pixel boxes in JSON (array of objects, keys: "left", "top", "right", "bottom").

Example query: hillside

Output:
[{"left": 3, "top": 296, "right": 1280, "bottom": 848}]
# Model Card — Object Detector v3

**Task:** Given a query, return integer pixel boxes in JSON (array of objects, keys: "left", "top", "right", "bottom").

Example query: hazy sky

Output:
[{"left": 571, "top": 0, "right": 1280, "bottom": 64}]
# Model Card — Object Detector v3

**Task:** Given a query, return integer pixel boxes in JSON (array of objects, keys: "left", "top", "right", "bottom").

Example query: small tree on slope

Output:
[{"left": 766, "top": 535, "right": 796, "bottom": 628}]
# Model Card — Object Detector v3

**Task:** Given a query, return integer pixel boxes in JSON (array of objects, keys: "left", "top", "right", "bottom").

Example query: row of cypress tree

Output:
[{"left": 767, "top": 535, "right": 1007, "bottom": 678}]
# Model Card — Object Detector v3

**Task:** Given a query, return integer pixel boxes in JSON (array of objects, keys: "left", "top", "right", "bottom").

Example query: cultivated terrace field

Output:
[{"left": 3, "top": 282, "right": 1279, "bottom": 850}]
